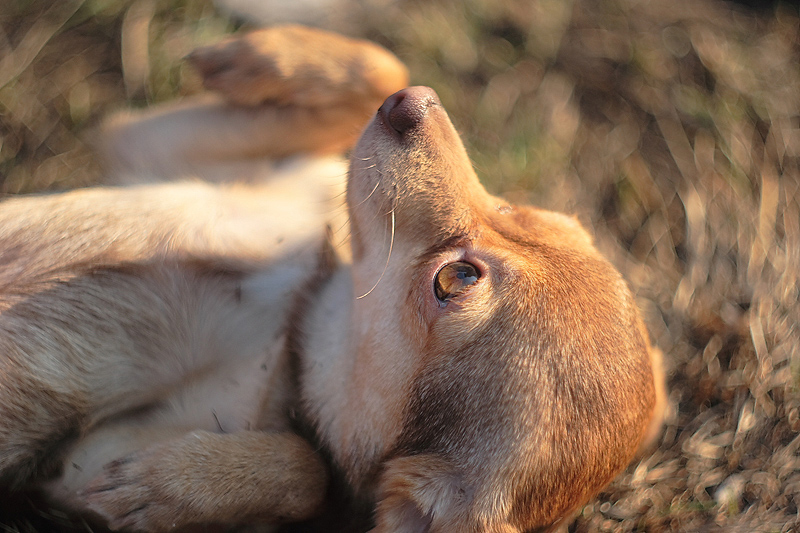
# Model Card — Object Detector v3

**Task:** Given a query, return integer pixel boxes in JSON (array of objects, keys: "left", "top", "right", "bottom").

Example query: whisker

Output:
[
  {"left": 333, "top": 216, "right": 351, "bottom": 238},
  {"left": 356, "top": 207, "right": 395, "bottom": 300},
  {"left": 355, "top": 180, "right": 381, "bottom": 208}
]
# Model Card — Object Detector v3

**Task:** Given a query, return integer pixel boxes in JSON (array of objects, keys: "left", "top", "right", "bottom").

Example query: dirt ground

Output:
[{"left": 1, "top": 0, "right": 798, "bottom": 531}]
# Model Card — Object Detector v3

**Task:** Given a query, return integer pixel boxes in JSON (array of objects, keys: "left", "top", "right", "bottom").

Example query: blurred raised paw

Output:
[{"left": 188, "top": 24, "right": 408, "bottom": 108}]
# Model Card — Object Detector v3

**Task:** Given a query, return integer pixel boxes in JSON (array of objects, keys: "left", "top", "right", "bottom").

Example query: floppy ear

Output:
[
  {"left": 372, "top": 454, "right": 528, "bottom": 533},
  {"left": 370, "top": 454, "right": 464, "bottom": 533},
  {"left": 371, "top": 454, "right": 527, "bottom": 533}
]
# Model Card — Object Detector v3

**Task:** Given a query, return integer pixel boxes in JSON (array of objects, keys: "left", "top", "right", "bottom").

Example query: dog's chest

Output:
[
  {"left": 161, "top": 256, "right": 323, "bottom": 433},
  {"left": 46, "top": 255, "right": 322, "bottom": 503}
]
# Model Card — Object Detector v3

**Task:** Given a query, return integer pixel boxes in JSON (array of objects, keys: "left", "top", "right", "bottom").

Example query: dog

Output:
[{"left": 0, "top": 25, "right": 665, "bottom": 532}]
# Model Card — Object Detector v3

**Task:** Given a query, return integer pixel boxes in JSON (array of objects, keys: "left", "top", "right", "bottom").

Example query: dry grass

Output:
[{"left": 1, "top": 0, "right": 799, "bottom": 531}]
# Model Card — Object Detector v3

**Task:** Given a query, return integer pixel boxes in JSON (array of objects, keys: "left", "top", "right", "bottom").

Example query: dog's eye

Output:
[{"left": 434, "top": 262, "right": 480, "bottom": 302}]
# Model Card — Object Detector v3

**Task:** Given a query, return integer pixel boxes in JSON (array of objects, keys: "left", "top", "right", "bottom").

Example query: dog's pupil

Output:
[
  {"left": 435, "top": 262, "right": 479, "bottom": 302},
  {"left": 455, "top": 265, "right": 477, "bottom": 283}
]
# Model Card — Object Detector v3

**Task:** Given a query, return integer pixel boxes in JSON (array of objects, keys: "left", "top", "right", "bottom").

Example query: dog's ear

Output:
[
  {"left": 370, "top": 455, "right": 521, "bottom": 533},
  {"left": 370, "top": 454, "right": 462, "bottom": 533}
]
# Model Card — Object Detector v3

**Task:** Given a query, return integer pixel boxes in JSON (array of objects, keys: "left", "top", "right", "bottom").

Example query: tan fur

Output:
[
  {"left": 0, "top": 25, "right": 664, "bottom": 532},
  {"left": 99, "top": 25, "right": 409, "bottom": 181},
  {"left": 82, "top": 431, "right": 328, "bottom": 529}
]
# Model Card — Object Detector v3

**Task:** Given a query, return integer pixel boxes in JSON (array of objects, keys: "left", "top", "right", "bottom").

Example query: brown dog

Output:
[{"left": 0, "top": 25, "right": 664, "bottom": 532}]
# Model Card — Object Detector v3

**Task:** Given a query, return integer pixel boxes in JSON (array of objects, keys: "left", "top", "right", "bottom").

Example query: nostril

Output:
[
  {"left": 379, "top": 86, "right": 440, "bottom": 135},
  {"left": 379, "top": 91, "right": 406, "bottom": 131}
]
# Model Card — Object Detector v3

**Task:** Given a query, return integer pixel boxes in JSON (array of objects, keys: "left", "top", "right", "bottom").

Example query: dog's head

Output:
[{"left": 329, "top": 87, "right": 661, "bottom": 532}]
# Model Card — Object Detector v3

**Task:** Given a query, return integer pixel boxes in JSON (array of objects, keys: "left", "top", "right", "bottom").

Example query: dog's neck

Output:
[
  {"left": 296, "top": 266, "right": 354, "bottom": 419},
  {"left": 284, "top": 265, "right": 379, "bottom": 531},
  {"left": 295, "top": 267, "right": 363, "bottom": 462}
]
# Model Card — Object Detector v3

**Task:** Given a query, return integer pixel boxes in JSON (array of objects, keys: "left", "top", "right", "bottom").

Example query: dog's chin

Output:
[
  {"left": 347, "top": 119, "right": 384, "bottom": 207},
  {"left": 347, "top": 87, "right": 488, "bottom": 263}
]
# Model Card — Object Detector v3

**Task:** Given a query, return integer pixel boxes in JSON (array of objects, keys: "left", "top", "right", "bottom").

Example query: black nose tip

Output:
[{"left": 379, "top": 86, "right": 440, "bottom": 135}]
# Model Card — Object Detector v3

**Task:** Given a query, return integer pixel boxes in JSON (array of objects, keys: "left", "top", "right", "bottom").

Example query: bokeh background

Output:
[{"left": 1, "top": 0, "right": 799, "bottom": 530}]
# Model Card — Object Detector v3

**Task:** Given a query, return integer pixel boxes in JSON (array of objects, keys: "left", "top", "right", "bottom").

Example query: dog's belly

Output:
[
  {"left": 43, "top": 257, "right": 316, "bottom": 507},
  {"left": 36, "top": 160, "right": 350, "bottom": 507},
  {"left": 0, "top": 155, "right": 349, "bottom": 509}
]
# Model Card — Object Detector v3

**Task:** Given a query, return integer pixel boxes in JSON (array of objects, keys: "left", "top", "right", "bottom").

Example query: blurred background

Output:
[{"left": 1, "top": 0, "right": 799, "bottom": 530}]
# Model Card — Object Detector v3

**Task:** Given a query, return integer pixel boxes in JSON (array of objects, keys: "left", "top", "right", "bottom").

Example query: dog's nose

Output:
[{"left": 379, "top": 86, "right": 440, "bottom": 135}]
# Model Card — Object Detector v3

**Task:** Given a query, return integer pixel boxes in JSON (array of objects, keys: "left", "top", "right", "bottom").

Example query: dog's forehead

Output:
[
  {"left": 397, "top": 226, "right": 647, "bottom": 456},
  {"left": 401, "top": 292, "right": 571, "bottom": 443},
  {"left": 392, "top": 275, "right": 651, "bottom": 528},
  {"left": 387, "top": 199, "right": 651, "bottom": 515}
]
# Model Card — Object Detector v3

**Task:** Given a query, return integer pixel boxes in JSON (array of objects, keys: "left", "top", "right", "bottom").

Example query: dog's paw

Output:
[
  {"left": 81, "top": 442, "right": 191, "bottom": 532},
  {"left": 188, "top": 29, "right": 289, "bottom": 107},
  {"left": 187, "top": 25, "right": 407, "bottom": 108}
]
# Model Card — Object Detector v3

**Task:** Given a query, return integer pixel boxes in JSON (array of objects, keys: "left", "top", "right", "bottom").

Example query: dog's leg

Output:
[
  {"left": 100, "top": 25, "right": 408, "bottom": 180},
  {"left": 0, "top": 182, "right": 330, "bottom": 488},
  {"left": 80, "top": 430, "right": 327, "bottom": 531},
  {"left": 188, "top": 25, "right": 408, "bottom": 114}
]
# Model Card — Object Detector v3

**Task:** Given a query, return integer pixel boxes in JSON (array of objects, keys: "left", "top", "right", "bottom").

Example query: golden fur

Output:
[{"left": 0, "top": 25, "right": 664, "bottom": 532}]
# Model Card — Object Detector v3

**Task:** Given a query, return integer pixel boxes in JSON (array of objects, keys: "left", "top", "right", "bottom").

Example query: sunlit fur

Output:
[{"left": 0, "top": 25, "right": 664, "bottom": 532}]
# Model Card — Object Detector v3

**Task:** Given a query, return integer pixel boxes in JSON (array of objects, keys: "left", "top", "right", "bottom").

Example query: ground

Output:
[{"left": 0, "top": 0, "right": 799, "bottom": 531}]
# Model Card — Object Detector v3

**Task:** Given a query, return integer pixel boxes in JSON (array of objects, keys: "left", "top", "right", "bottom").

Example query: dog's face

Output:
[{"left": 335, "top": 87, "right": 658, "bottom": 532}]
